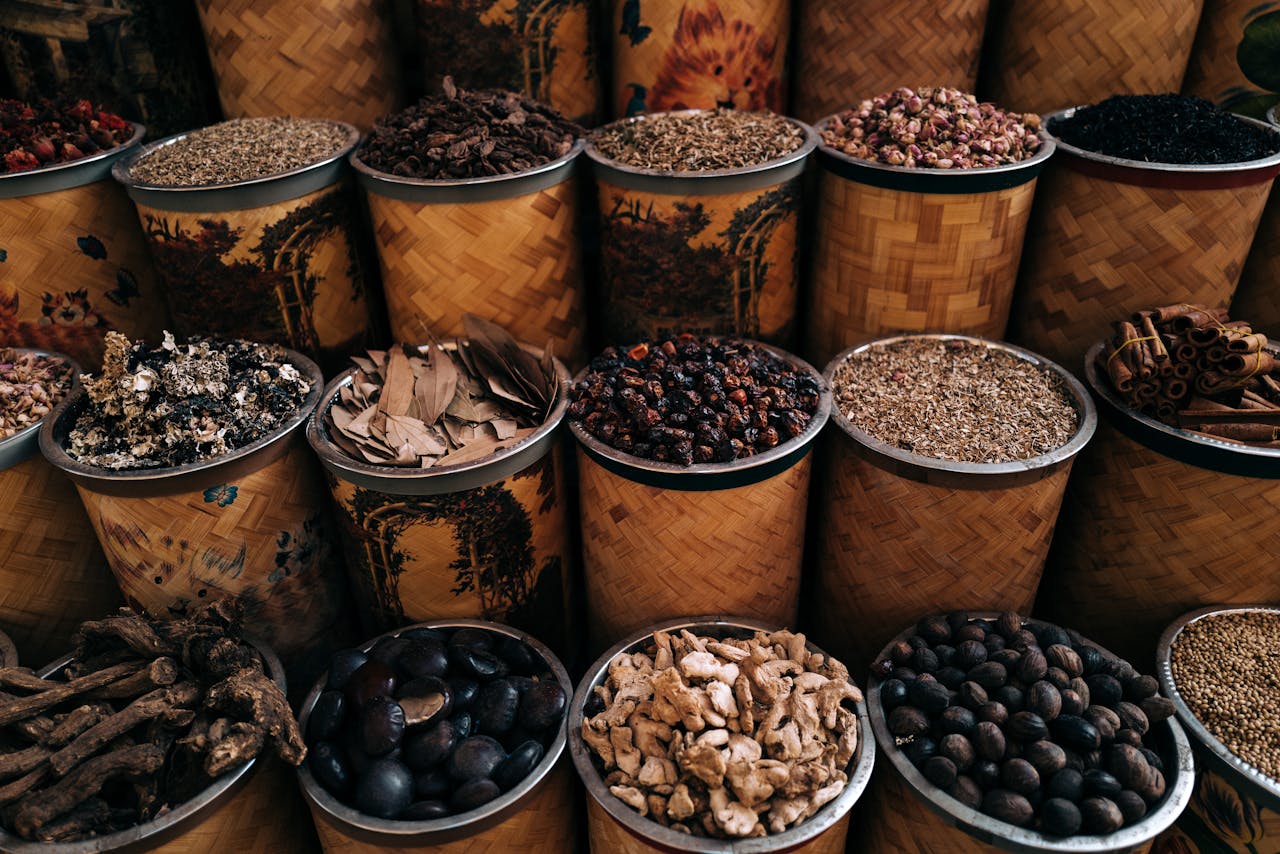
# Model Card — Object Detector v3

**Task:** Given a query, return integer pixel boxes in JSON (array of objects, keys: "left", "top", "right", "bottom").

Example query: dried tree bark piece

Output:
[
  {"left": 12, "top": 743, "right": 165, "bottom": 838},
  {"left": 48, "top": 681, "right": 200, "bottom": 777},
  {"left": 0, "top": 766, "right": 51, "bottom": 806},
  {"left": 205, "top": 722, "right": 265, "bottom": 777},
  {"left": 204, "top": 669, "right": 304, "bottom": 765},
  {"left": 32, "top": 797, "right": 111, "bottom": 842},
  {"left": 0, "top": 744, "right": 51, "bottom": 779},
  {"left": 86, "top": 658, "right": 179, "bottom": 700},
  {"left": 0, "top": 669, "right": 59, "bottom": 693},
  {"left": 74, "top": 614, "right": 176, "bottom": 661},
  {"left": 45, "top": 704, "right": 115, "bottom": 748},
  {"left": 0, "top": 662, "right": 145, "bottom": 727}
]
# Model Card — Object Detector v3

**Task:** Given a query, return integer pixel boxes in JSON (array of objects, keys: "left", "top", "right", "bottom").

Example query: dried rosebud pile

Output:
[
  {"left": 357, "top": 77, "right": 583, "bottom": 179},
  {"left": 822, "top": 87, "right": 1042, "bottom": 169},
  {"left": 582, "top": 628, "right": 862, "bottom": 839},
  {"left": 569, "top": 335, "right": 821, "bottom": 465},
  {"left": 0, "top": 98, "right": 132, "bottom": 174},
  {"left": 0, "top": 349, "right": 73, "bottom": 440},
  {"left": 67, "top": 331, "right": 310, "bottom": 469}
]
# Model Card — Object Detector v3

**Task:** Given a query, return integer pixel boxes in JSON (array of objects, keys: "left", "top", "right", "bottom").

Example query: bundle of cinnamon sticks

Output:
[{"left": 1101, "top": 304, "right": 1280, "bottom": 446}]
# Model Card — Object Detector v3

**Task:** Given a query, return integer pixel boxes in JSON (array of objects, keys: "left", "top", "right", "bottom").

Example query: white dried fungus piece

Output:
[{"left": 583, "top": 629, "right": 863, "bottom": 839}]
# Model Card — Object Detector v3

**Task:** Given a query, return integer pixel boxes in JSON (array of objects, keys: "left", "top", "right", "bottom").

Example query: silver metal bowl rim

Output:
[
  {"left": 0, "top": 635, "right": 286, "bottom": 853},
  {"left": 567, "top": 339, "right": 832, "bottom": 479},
  {"left": 584, "top": 110, "right": 818, "bottom": 180},
  {"left": 824, "top": 334, "right": 1098, "bottom": 478},
  {"left": 0, "top": 348, "right": 81, "bottom": 472},
  {"left": 1156, "top": 604, "right": 1280, "bottom": 811},
  {"left": 295, "top": 618, "right": 572, "bottom": 840},
  {"left": 305, "top": 341, "right": 569, "bottom": 489},
  {"left": 1044, "top": 106, "right": 1280, "bottom": 173},
  {"left": 350, "top": 138, "right": 584, "bottom": 189},
  {"left": 568, "top": 615, "right": 876, "bottom": 853},
  {"left": 38, "top": 346, "right": 323, "bottom": 486},
  {"left": 869, "top": 611, "right": 1195, "bottom": 853},
  {"left": 0, "top": 122, "right": 145, "bottom": 188},
  {"left": 1267, "top": 104, "right": 1279, "bottom": 129},
  {"left": 111, "top": 120, "right": 360, "bottom": 193},
  {"left": 812, "top": 114, "right": 1057, "bottom": 178}
]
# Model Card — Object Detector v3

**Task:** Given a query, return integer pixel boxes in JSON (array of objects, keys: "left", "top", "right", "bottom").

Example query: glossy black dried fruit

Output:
[
  {"left": 453, "top": 647, "right": 508, "bottom": 680},
  {"left": 1040, "top": 797, "right": 1082, "bottom": 836},
  {"left": 1085, "top": 674, "right": 1123, "bottom": 708},
  {"left": 940, "top": 706, "right": 977, "bottom": 736},
  {"left": 973, "top": 759, "right": 1000, "bottom": 791},
  {"left": 448, "top": 735, "right": 506, "bottom": 782},
  {"left": 936, "top": 666, "right": 966, "bottom": 690},
  {"left": 982, "top": 788, "right": 1033, "bottom": 826},
  {"left": 355, "top": 758, "right": 414, "bottom": 819},
  {"left": 994, "top": 685, "right": 1025, "bottom": 714},
  {"left": 473, "top": 679, "right": 520, "bottom": 735},
  {"left": 519, "top": 681, "right": 567, "bottom": 732},
  {"left": 909, "top": 679, "right": 951, "bottom": 715},
  {"left": 370, "top": 637, "right": 411, "bottom": 667},
  {"left": 346, "top": 660, "right": 397, "bottom": 708},
  {"left": 328, "top": 649, "right": 370, "bottom": 691},
  {"left": 1052, "top": 715, "right": 1102, "bottom": 752},
  {"left": 1114, "top": 789, "right": 1147, "bottom": 824},
  {"left": 309, "top": 741, "right": 352, "bottom": 795},
  {"left": 923, "top": 755, "right": 958, "bottom": 788},
  {"left": 404, "top": 720, "right": 457, "bottom": 771},
  {"left": 414, "top": 767, "right": 452, "bottom": 800},
  {"left": 903, "top": 736, "right": 939, "bottom": 766},
  {"left": 309, "top": 690, "right": 347, "bottom": 742},
  {"left": 396, "top": 638, "right": 449, "bottom": 680},
  {"left": 361, "top": 696, "right": 407, "bottom": 756},
  {"left": 1079, "top": 796, "right": 1124, "bottom": 834},
  {"left": 449, "top": 677, "right": 481, "bottom": 710},
  {"left": 401, "top": 800, "right": 450, "bottom": 820},
  {"left": 449, "top": 778, "right": 502, "bottom": 813},
  {"left": 880, "top": 678, "right": 909, "bottom": 711},
  {"left": 494, "top": 636, "right": 540, "bottom": 675},
  {"left": 1045, "top": 768, "right": 1084, "bottom": 802},
  {"left": 492, "top": 739, "right": 544, "bottom": 791},
  {"left": 1075, "top": 645, "right": 1105, "bottom": 676},
  {"left": 1084, "top": 768, "right": 1122, "bottom": 799}
]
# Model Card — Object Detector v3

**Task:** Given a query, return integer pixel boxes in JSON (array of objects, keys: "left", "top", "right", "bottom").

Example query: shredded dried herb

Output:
[
  {"left": 592, "top": 109, "right": 805, "bottom": 172},
  {"left": 0, "top": 349, "right": 73, "bottom": 439},
  {"left": 129, "top": 118, "right": 350, "bottom": 186}
]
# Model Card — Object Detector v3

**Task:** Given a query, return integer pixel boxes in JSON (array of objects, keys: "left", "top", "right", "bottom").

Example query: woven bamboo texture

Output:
[
  {"left": 794, "top": 0, "right": 989, "bottom": 124},
  {"left": 1231, "top": 191, "right": 1280, "bottom": 332},
  {"left": 609, "top": 0, "right": 789, "bottom": 117},
  {"left": 982, "top": 0, "right": 1203, "bottom": 114},
  {"left": 1037, "top": 420, "right": 1280, "bottom": 665},
  {"left": 806, "top": 172, "right": 1037, "bottom": 367},
  {"left": 0, "top": 454, "right": 120, "bottom": 667},
  {"left": 369, "top": 180, "right": 586, "bottom": 368},
  {"left": 1007, "top": 165, "right": 1272, "bottom": 374},
  {"left": 0, "top": 179, "right": 169, "bottom": 367},
  {"left": 1157, "top": 767, "right": 1280, "bottom": 853},
  {"left": 1182, "top": 0, "right": 1257, "bottom": 104},
  {"left": 597, "top": 177, "right": 801, "bottom": 348},
  {"left": 194, "top": 0, "right": 399, "bottom": 129},
  {"left": 586, "top": 795, "right": 849, "bottom": 853},
  {"left": 577, "top": 448, "right": 810, "bottom": 650},
  {"left": 73, "top": 437, "right": 348, "bottom": 662},
  {"left": 135, "top": 183, "right": 375, "bottom": 369},
  {"left": 813, "top": 436, "right": 1072, "bottom": 670},
  {"left": 308, "top": 757, "right": 578, "bottom": 853}
]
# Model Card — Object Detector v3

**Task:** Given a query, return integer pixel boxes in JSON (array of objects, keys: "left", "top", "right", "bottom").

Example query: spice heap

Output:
[
  {"left": 0, "top": 349, "right": 73, "bottom": 440},
  {"left": 1100, "top": 304, "right": 1280, "bottom": 445},
  {"left": 67, "top": 331, "right": 310, "bottom": 469},
  {"left": 874, "top": 612, "right": 1177, "bottom": 837},
  {"left": 569, "top": 335, "right": 821, "bottom": 465},
  {"left": 1, "top": 98, "right": 132, "bottom": 174},
  {"left": 358, "top": 77, "right": 582, "bottom": 179},
  {"left": 326, "top": 317, "right": 556, "bottom": 467},
  {"left": 822, "top": 87, "right": 1042, "bottom": 169},
  {"left": 582, "top": 628, "right": 861, "bottom": 838},
  {"left": 592, "top": 109, "right": 805, "bottom": 172},
  {"left": 0, "top": 602, "right": 304, "bottom": 842},
  {"left": 129, "top": 117, "right": 350, "bottom": 186},
  {"left": 1050, "top": 94, "right": 1279, "bottom": 165},
  {"left": 1171, "top": 611, "right": 1280, "bottom": 781},
  {"left": 832, "top": 339, "right": 1078, "bottom": 464},
  {"left": 307, "top": 626, "right": 567, "bottom": 820}
]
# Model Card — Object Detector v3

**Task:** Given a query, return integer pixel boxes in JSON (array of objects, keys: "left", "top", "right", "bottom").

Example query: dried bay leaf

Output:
[
  {"left": 416, "top": 344, "right": 458, "bottom": 426},
  {"left": 379, "top": 347, "right": 415, "bottom": 417}
]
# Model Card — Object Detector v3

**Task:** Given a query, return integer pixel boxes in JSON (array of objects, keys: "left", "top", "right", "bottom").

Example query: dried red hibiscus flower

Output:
[{"left": 0, "top": 98, "right": 132, "bottom": 174}]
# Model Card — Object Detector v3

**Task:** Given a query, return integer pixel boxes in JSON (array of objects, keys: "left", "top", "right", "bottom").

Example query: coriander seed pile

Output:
[{"left": 592, "top": 109, "right": 805, "bottom": 172}]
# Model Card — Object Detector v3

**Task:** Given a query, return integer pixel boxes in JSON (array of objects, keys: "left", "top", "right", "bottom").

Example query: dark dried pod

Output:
[
  {"left": 924, "top": 755, "right": 959, "bottom": 788},
  {"left": 958, "top": 681, "right": 989, "bottom": 710},
  {"left": 1000, "top": 758, "right": 1040, "bottom": 795},
  {"left": 1114, "top": 728, "right": 1143, "bottom": 748},
  {"left": 1069, "top": 677, "right": 1091, "bottom": 708},
  {"left": 1083, "top": 769, "right": 1123, "bottom": 799},
  {"left": 1138, "top": 747, "right": 1164, "bottom": 773},
  {"left": 1051, "top": 715, "right": 1101, "bottom": 752},
  {"left": 969, "top": 661, "right": 1007, "bottom": 690},
  {"left": 1062, "top": 750, "right": 1086, "bottom": 774},
  {"left": 1136, "top": 768, "right": 1166, "bottom": 804},
  {"left": 1046, "top": 645, "right": 1083, "bottom": 678},
  {"left": 889, "top": 705, "right": 930, "bottom": 737},
  {"left": 880, "top": 678, "right": 908, "bottom": 711},
  {"left": 994, "top": 685, "right": 1025, "bottom": 713},
  {"left": 947, "top": 610, "right": 972, "bottom": 631},
  {"left": 1085, "top": 674, "right": 1123, "bottom": 708},
  {"left": 1046, "top": 768, "right": 1084, "bottom": 802},
  {"left": 974, "top": 759, "right": 1001, "bottom": 790},
  {"left": 1041, "top": 797, "right": 1083, "bottom": 836},
  {"left": 1033, "top": 623, "right": 1071, "bottom": 650},
  {"left": 904, "top": 736, "right": 939, "bottom": 766},
  {"left": 1114, "top": 790, "right": 1147, "bottom": 824},
  {"left": 981, "top": 789, "right": 1034, "bottom": 826},
  {"left": 912, "top": 646, "right": 940, "bottom": 674},
  {"left": 996, "top": 612, "right": 1023, "bottom": 641},
  {"left": 889, "top": 640, "right": 914, "bottom": 666},
  {"left": 1140, "top": 695, "right": 1176, "bottom": 725},
  {"left": 976, "top": 702, "right": 1008, "bottom": 727},
  {"left": 984, "top": 633, "right": 1007, "bottom": 654},
  {"left": 1123, "top": 675, "right": 1159, "bottom": 702},
  {"left": 974, "top": 721, "right": 1006, "bottom": 762},
  {"left": 1102, "top": 658, "right": 1136, "bottom": 682},
  {"left": 1026, "top": 681, "right": 1062, "bottom": 722},
  {"left": 947, "top": 775, "right": 983, "bottom": 810},
  {"left": 1023, "top": 740, "right": 1067, "bottom": 777},
  {"left": 1060, "top": 689, "right": 1086, "bottom": 717},
  {"left": 935, "top": 644, "right": 957, "bottom": 667},
  {"left": 1008, "top": 711, "right": 1048, "bottom": 742},
  {"left": 1114, "top": 702, "right": 1149, "bottom": 735},
  {"left": 918, "top": 615, "right": 952, "bottom": 645},
  {"left": 1045, "top": 667, "right": 1072, "bottom": 691},
  {"left": 939, "top": 733, "right": 976, "bottom": 771},
  {"left": 890, "top": 667, "right": 918, "bottom": 682},
  {"left": 941, "top": 706, "right": 977, "bottom": 736},
  {"left": 1075, "top": 645, "right": 1106, "bottom": 676},
  {"left": 1107, "top": 744, "right": 1153, "bottom": 790},
  {"left": 990, "top": 648, "right": 1022, "bottom": 671},
  {"left": 936, "top": 666, "right": 967, "bottom": 690},
  {"left": 1010, "top": 629, "right": 1039, "bottom": 652},
  {"left": 955, "top": 624, "right": 986, "bottom": 644},
  {"left": 955, "top": 640, "right": 988, "bottom": 670},
  {"left": 909, "top": 679, "right": 951, "bottom": 714},
  {"left": 1080, "top": 797, "right": 1124, "bottom": 834},
  {"left": 1083, "top": 705, "right": 1120, "bottom": 742}
]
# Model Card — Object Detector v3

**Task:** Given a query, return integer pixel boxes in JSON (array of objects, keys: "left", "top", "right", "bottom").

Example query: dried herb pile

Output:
[
  {"left": 357, "top": 78, "right": 582, "bottom": 179},
  {"left": 1050, "top": 94, "right": 1280, "bottom": 165},
  {"left": 1, "top": 98, "right": 133, "bottom": 174},
  {"left": 592, "top": 109, "right": 805, "bottom": 172},
  {"left": 67, "top": 332, "right": 310, "bottom": 470},
  {"left": 1100, "top": 304, "right": 1280, "bottom": 445},
  {"left": 0, "top": 602, "right": 305, "bottom": 842},
  {"left": 326, "top": 316, "right": 557, "bottom": 468},
  {"left": 0, "top": 349, "right": 73, "bottom": 440}
]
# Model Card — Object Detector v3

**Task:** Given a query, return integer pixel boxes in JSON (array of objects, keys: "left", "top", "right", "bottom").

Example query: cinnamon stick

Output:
[
  {"left": 1220, "top": 350, "right": 1275, "bottom": 377},
  {"left": 1226, "top": 332, "right": 1267, "bottom": 352},
  {"left": 1141, "top": 315, "right": 1169, "bottom": 361}
]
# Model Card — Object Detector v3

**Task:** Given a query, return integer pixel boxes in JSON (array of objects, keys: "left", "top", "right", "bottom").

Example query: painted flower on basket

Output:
[
  {"left": 1193, "top": 771, "right": 1264, "bottom": 845},
  {"left": 202, "top": 484, "right": 238, "bottom": 507},
  {"left": 1150, "top": 830, "right": 1196, "bottom": 854}
]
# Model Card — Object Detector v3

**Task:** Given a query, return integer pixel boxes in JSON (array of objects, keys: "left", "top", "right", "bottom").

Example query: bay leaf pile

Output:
[{"left": 326, "top": 316, "right": 557, "bottom": 468}]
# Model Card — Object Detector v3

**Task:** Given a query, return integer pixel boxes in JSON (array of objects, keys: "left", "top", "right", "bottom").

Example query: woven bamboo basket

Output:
[
  {"left": 793, "top": 0, "right": 989, "bottom": 124},
  {"left": 307, "top": 344, "right": 576, "bottom": 657},
  {"left": 112, "top": 124, "right": 379, "bottom": 376},
  {"left": 0, "top": 350, "right": 121, "bottom": 668},
  {"left": 414, "top": 0, "right": 600, "bottom": 125},
  {"left": 1154, "top": 606, "right": 1280, "bottom": 854},
  {"left": 38, "top": 349, "right": 351, "bottom": 673},
  {"left": 608, "top": 0, "right": 790, "bottom": 118},
  {"left": 569, "top": 616, "right": 875, "bottom": 853},
  {"left": 1231, "top": 106, "right": 1280, "bottom": 332},
  {"left": 981, "top": 0, "right": 1204, "bottom": 115},
  {"left": 296, "top": 618, "right": 579, "bottom": 853},
  {"left": 862, "top": 613, "right": 1195, "bottom": 853},
  {"left": 354, "top": 143, "right": 587, "bottom": 370},
  {"left": 1182, "top": 0, "right": 1269, "bottom": 108},
  {"left": 0, "top": 124, "right": 169, "bottom": 369},
  {"left": 1036, "top": 342, "right": 1280, "bottom": 666},
  {"left": 193, "top": 0, "right": 399, "bottom": 129},
  {"left": 587, "top": 113, "right": 816, "bottom": 349},
  {"left": 570, "top": 343, "right": 829, "bottom": 650},
  {"left": 813, "top": 335, "right": 1097, "bottom": 669},
  {"left": 806, "top": 125, "right": 1054, "bottom": 368},
  {"left": 1007, "top": 109, "right": 1280, "bottom": 375}
]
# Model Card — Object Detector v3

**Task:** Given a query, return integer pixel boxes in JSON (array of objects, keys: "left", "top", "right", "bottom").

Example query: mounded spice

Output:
[
  {"left": 67, "top": 331, "right": 310, "bottom": 470},
  {"left": 1050, "top": 94, "right": 1280, "bottom": 165},
  {"left": 822, "top": 87, "right": 1042, "bottom": 169},
  {"left": 0, "top": 349, "right": 73, "bottom": 440},
  {"left": 0, "top": 98, "right": 133, "bottom": 174},
  {"left": 357, "top": 78, "right": 583, "bottom": 179},
  {"left": 592, "top": 108, "right": 805, "bottom": 172},
  {"left": 831, "top": 339, "right": 1078, "bottom": 464},
  {"left": 128, "top": 117, "right": 350, "bottom": 186},
  {"left": 568, "top": 335, "right": 821, "bottom": 465},
  {"left": 1170, "top": 611, "right": 1280, "bottom": 781}
]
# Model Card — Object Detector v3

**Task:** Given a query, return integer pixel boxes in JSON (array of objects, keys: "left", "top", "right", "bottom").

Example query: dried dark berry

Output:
[
  {"left": 1045, "top": 768, "right": 1084, "bottom": 802},
  {"left": 1040, "top": 798, "right": 1082, "bottom": 836}
]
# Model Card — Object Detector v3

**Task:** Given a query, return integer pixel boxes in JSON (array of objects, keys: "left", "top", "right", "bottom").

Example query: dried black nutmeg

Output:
[
  {"left": 982, "top": 789, "right": 1034, "bottom": 826},
  {"left": 1040, "top": 798, "right": 1082, "bottom": 836}
]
